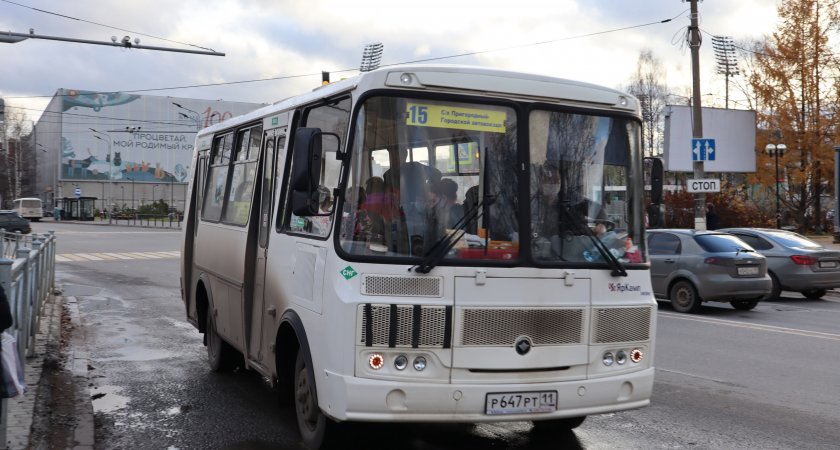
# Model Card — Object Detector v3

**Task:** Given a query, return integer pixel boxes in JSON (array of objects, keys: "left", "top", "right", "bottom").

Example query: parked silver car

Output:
[
  {"left": 647, "top": 229, "right": 772, "bottom": 313},
  {"left": 719, "top": 228, "right": 840, "bottom": 300}
]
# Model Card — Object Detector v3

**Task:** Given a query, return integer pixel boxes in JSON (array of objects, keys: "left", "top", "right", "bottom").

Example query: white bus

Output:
[
  {"left": 12, "top": 197, "right": 43, "bottom": 222},
  {"left": 180, "top": 65, "right": 656, "bottom": 449}
]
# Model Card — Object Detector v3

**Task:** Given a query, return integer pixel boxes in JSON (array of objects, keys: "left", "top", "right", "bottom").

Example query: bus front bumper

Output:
[{"left": 320, "top": 367, "right": 654, "bottom": 422}]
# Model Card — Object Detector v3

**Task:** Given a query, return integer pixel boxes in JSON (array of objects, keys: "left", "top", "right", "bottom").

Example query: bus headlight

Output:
[
  {"left": 394, "top": 355, "right": 408, "bottom": 371},
  {"left": 602, "top": 352, "right": 615, "bottom": 366},
  {"left": 413, "top": 356, "right": 427, "bottom": 371},
  {"left": 616, "top": 350, "right": 628, "bottom": 365}
]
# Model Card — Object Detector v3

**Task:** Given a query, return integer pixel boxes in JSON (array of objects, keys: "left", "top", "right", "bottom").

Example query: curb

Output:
[{"left": 65, "top": 296, "right": 95, "bottom": 450}]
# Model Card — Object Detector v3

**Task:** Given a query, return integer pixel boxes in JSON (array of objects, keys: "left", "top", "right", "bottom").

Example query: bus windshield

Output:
[{"left": 339, "top": 95, "right": 644, "bottom": 266}]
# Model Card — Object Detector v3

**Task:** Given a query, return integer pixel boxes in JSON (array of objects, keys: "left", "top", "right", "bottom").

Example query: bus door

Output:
[{"left": 249, "top": 127, "right": 286, "bottom": 364}]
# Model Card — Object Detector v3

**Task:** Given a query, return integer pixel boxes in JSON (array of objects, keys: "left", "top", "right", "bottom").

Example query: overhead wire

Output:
[{"left": 3, "top": 9, "right": 688, "bottom": 101}]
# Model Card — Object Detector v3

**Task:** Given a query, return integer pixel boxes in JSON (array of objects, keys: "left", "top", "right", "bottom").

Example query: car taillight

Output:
[{"left": 790, "top": 255, "right": 818, "bottom": 265}]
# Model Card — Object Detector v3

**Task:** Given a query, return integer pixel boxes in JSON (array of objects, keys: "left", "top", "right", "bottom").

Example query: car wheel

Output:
[
  {"left": 765, "top": 272, "right": 782, "bottom": 301},
  {"left": 730, "top": 299, "right": 759, "bottom": 311},
  {"left": 295, "top": 349, "right": 336, "bottom": 449},
  {"left": 669, "top": 280, "right": 702, "bottom": 313},
  {"left": 532, "top": 416, "right": 587, "bottom": 433},
  {"left": 206, "top": 310, "right": 236, "bottom": 372},
  {"left": 801, "top": 288, "right": 827, "bottom": 299}
]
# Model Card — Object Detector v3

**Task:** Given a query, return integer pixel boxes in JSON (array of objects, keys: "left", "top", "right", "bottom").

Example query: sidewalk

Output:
[{"left": 4, "top": 294, "right": 93, "bottom": 450}]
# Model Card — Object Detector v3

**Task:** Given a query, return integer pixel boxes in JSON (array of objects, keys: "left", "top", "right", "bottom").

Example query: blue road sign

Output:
[{"left": 691, "top": 138, "right": 716, "bottom": 161}]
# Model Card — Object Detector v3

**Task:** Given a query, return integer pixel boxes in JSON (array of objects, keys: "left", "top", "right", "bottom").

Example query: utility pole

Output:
[{"left": 689, "top": 0, "right": 705, "bottom": 230}]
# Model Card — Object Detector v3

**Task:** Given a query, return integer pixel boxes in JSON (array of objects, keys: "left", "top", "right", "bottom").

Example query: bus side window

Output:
[
  {"left": 283, "top": 97, "right": 351, "bottom": 238},
  {"left": 222, "top": 125, "right": 262, "bottom": 225},
  {"left": 202, "top": 133, "right": 233, "bottom": 222}
]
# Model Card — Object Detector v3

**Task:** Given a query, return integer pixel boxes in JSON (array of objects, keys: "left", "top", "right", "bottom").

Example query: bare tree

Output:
[{"left": 625, "top": 50, "right": 669, "bottom": 157}]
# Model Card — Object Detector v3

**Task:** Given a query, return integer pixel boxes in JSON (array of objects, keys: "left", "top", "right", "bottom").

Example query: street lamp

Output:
[
  {"left": 90, "top": 128, "right": 114, "bottom": 213},
  {"left": 172, "top": 102, "right": 202, "bottom": 130},
  {"left": 765, "top": 143, "right": 787, "bottom": 229}
]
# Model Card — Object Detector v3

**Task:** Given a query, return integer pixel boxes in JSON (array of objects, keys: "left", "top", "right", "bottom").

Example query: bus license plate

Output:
[
  {"left": 737, "top": 266, "right": 759, "bottom": 276},
  {"left": 485, "top": 391, "right": 558, "bottom": 415}
]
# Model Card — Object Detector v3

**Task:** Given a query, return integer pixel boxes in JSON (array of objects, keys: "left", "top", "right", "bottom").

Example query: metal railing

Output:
[
  {"left": 108, "top": 213, "right": 183, "bottom": 228},
  {"left": 0, "top": 229, "right": 57, "bottom": 448}
]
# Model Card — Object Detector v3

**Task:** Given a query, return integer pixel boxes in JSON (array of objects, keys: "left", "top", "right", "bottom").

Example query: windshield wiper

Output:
[
  {"left": 412, "top": 196, "right": 495, "bottom": 274},
  {"left": 557, "top": 201, "right": 627, "bottom": 277}
]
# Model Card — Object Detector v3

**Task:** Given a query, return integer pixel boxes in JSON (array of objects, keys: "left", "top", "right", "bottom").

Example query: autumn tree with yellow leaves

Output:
[{"left": 748, "top": 0, "right": 840, "bottom": 231}]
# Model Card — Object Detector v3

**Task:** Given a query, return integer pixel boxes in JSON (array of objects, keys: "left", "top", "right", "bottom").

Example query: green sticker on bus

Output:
[{"left": 340, "top": 266, "right": 358, "bottom": 280}]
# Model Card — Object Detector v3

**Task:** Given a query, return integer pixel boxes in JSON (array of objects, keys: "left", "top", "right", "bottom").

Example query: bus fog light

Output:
[
  {"left": 616, "top": 350, "right": 628, "bottom": 365},
  {"left": 368, "top": 353, "right": 384, "bottom": 370},
  {"left": 630, "top": 348, "right": 644, "bottom": 363},
  {"left": 400, "top": 73, "right": 412, "bottom": 84},
  {"left": 394, "top": 355, "right": 408, "bottom": 370},
  {"left": 602, "top": 352, "right": 614, "bottom": 366},
  {"left": 413, "top": 356, "right": 427, "bottom": 371}
]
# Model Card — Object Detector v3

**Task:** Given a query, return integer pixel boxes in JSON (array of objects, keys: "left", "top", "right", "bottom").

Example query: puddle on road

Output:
[
  {"left": 91, "top": 385, "right": 130, "bottom": 413},
  {"left": 98, "top": 345, "right": 175, "bottom": 362}
]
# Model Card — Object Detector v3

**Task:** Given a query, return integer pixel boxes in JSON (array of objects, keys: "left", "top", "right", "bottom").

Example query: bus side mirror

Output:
[
  {"left": 290, "top": 128, "right": 340, "bottom": 216},
  {"left": 648, "top": 157, "right": 663, "bottom": 205}
]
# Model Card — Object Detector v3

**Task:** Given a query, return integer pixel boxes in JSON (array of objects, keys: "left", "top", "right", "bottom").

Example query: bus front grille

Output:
[
  {"left": 359, "top": 304, "right": 451, "bottom": 348},
  {"left": 458, "top": 308, "right": 585, "bottom": 346},
  {"left": 361, "top": 275, "right": 443, "bottom": 297},
  {"left": 591, "top": 306, "right": 652, "bottom": 343}
]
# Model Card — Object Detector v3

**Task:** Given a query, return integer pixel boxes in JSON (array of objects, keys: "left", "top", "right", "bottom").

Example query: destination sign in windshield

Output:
[{"left": 406, "top": 103, "right": 507, "bottom": 133}]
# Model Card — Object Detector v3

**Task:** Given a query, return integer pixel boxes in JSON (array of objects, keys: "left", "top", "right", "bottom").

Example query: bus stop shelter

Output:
[{"left": 59, "top": 197, "right": 96, "bottom": 221}]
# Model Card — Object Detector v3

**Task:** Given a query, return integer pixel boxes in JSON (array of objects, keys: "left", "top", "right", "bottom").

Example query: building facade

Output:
[{"left": 34, "top": 89, "right": 264, "bottom": 213}]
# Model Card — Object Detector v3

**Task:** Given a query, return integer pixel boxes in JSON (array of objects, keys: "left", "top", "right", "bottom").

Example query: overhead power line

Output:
[{"left": 3, "top": 10, "right": 685, "bottom": 100}]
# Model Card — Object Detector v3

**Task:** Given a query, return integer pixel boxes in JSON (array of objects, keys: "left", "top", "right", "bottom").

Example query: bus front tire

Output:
[
  {"left": 206, "top": 312, "right": 236, "bottom": 372},
  {"left": 294, "top": 350, "right": 335, "bottom": 449}
]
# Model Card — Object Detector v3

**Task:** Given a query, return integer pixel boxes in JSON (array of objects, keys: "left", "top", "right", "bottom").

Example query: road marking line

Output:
[
  {"left": 73, "top": 254, "right": 104, "bottom": 261},
  {"left": 56, "top": 251, "right": 179, "bottom": 263},
  {"left": 89, "top": 253, "right": 119, "bottom": 260},
  {"left": 659, "top": 311, "right": 840, "bottom": 341}
]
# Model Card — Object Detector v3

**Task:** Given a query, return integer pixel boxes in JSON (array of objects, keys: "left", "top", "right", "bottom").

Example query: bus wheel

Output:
[
  {"left": 532, "top": 416, "right": 587, "bottom": 432},
  {"left": 206, "top": 312, "right": 235, "bottom": 372},
  {"left": 294, "top": 350, "right": 334, "bottom": 449}
]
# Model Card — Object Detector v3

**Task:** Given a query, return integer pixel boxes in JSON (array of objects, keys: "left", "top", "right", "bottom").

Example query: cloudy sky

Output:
[{"left": 1, "top": 0, "right": 781, "bottom": 125}]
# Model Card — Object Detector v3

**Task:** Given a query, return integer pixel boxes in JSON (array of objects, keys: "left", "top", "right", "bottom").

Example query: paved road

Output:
[{"left": 31, "top": 222, "right": 840, "bottom": 449}]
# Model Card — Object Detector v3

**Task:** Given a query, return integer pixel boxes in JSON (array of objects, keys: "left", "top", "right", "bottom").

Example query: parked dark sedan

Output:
[
  {"left": 647, "top": 229, "right": 772, "bottom": 313},
  {"left": 719, "top": 228, "right": 840, "bottom": 300}
]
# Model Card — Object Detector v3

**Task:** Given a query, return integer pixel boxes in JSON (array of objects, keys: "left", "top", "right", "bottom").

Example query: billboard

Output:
[
  {"left": 59, "top": 89, "right": 262, "bottom": 183},
  {"left": 663, "top": 105, "right": 757, "bottom": 173}
]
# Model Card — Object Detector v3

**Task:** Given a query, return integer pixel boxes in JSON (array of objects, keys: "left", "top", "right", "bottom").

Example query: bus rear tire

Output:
[
  {"left": 294, "top": 349, "right": 335, "bottom": 449},
  {"left": 206, "top": 311, "right": 236, "bottom": 372},
  {"left": 532, "top": 415, "right": 587, "bottom": 432}
]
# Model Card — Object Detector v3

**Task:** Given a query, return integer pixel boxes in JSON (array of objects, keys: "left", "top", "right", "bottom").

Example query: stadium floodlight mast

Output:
[
  {"left": 711, "top": 35, "right": 739, "bottom": 109},
  {"left": 359, "top": 43, "right": 384, "bottom": 72}
]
